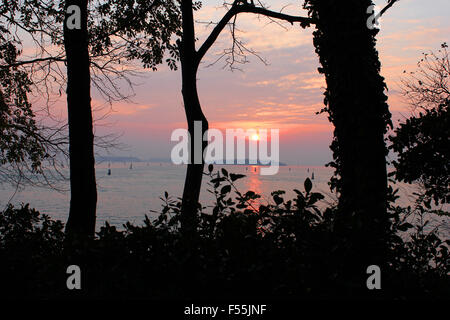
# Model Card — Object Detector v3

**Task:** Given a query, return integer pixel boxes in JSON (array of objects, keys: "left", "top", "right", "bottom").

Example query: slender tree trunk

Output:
[
  {"left": 307, "top": 0, "right": 391, "bottom": 241},
  {"left": 63, "top": 0, "right": 97, "bottom": 238},
  {"left": 179, "top": 0, "right": 208, "bottom": 239}
]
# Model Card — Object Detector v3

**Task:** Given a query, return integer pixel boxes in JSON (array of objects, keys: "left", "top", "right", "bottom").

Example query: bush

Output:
[{"left": 0, "top": 170, "right": 448, "bottom": 299}]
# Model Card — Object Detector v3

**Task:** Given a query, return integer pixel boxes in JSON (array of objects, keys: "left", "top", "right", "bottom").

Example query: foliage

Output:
[
  {"left": 89, "top": 0, "right": 182, "bottom": 71},
  {"left": 0, "top": 170, "right": 448, "bottom": 299},
  {"left": 390, "top": 99, "right": 449, "bottom": 205},
  {"left": 389, "top": 44, "right": 450, "bottom": 205},
  {"left": 0, "top": 24, "right": 48, "bottom": 183},
  {"left": 0, "top": 204, "right": 65, "bottom": 297},
  {"left": 0, "top": 0, "right": 182, "bottom": 101}
]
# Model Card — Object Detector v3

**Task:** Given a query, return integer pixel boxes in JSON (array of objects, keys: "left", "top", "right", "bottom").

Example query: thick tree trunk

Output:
[
  {"left": 63, "top": 0, "right": 97, "bottom": 238},
  {"left": 307, "top": 0, "right": 392, "bottom": 240},
  {"left": 179, "top": 0, "right": 208, "bottom": 239}
]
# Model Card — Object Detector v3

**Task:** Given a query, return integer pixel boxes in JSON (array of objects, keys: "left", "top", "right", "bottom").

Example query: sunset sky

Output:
[{"left": 87, "top": 0, "right": 450, "bottom": 165}]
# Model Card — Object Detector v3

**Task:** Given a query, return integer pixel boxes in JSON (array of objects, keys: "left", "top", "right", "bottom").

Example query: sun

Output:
[{"left": 251, "top": 134, "right": 260, "bottom": 141}]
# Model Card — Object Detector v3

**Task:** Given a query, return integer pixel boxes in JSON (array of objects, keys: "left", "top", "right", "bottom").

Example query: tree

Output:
[
  {"left": 390, "top": 43, "right": 450, "bottom": 206},
  {"left": 178, "top": 0, "right": 312, "bottom": 238},
  {"left": 63, "top": 0, "right": 96, "bottom": 237},
  {"left": 1, "top": 0, "right": 181, "bottom": 237},
  {"left": 64, "top": 0, "right": 180, "bottom": 237},
  {"left": 0, "top": 15, "right": 65, "bottom": 189},
  {"left": 302, "top": 0, "right": 400, "bottom": 256}
]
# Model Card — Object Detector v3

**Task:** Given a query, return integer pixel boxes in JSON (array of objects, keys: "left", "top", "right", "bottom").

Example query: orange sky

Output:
[{"left": 31, "top": 0, "right": 450, "bottom": 165}]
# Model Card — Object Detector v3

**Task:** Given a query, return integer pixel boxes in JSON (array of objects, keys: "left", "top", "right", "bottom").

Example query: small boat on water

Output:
[{"left": 107, "top": 168, "right": 111, "bottom": 176}]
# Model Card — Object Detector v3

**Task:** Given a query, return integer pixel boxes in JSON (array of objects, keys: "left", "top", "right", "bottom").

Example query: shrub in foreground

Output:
[{"left": 0, "top": 169, "right": 448, "bottom": 299}]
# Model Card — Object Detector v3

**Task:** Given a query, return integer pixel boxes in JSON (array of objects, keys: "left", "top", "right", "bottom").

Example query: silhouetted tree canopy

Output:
[
  {"left": 0, "top": 36, "right": 44, "bottom": 175},
  {"left": 0, "top": 0, "right": 182, "bottom": 101},
  {"left": 390, "top": 44, "right": 450, "bottom": 205},
  {"left": 1, "top": 0, "right": 183, "bottom": 238},
  {"left": 0, "top": 23, "right": 64, "bottom": 186}
]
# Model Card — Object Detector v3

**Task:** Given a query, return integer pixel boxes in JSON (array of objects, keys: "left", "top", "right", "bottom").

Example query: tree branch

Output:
[
  {"left": 0, "top": 56, "right": 65, "bottom": 69},
  {"left": 195, "top": 2, "right": 313, "bottom": 67},
  {"left": 379, "top": 0, "right": 400, "bottom": 18}
]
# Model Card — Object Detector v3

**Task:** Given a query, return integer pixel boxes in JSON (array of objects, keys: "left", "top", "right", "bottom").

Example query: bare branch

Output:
[
  {"left": 379, "top": 0, "right": 400, "bottom": 18},
  {"left": 195, "top": 1, "right": 313, "bottom": 68},
  {"left": 0, "top": 56, "right": 65, "bottom": 69}
]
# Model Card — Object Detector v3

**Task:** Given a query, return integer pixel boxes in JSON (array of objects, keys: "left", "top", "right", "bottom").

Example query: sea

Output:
[{"left": 0, "top": 163, "right": 448, "bottom": 237}]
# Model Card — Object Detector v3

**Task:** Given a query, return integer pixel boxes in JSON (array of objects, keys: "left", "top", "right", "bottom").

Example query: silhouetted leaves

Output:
[
  {"left": 229, "top": 173, "right": 245, "bottom": 182},
  {"left": 304, "top": 178, "right": 312, "bottom": 194},
  {"left": 1, "top": 172, "right": 449, "bottom": 299},
  {"left": 389, "top": 45, "right": 450, "bottom": 205},
  {"left": 220, "top": 185, "right": 231, "bottom": 195},
  {"left": 221, "top": 168, "right": 228, "bottom": 177}
]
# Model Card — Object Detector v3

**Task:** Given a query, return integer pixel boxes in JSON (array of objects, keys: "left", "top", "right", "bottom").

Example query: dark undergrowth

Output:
[{"left": 0, "top": 168, "right": 448, "bottom": 300}]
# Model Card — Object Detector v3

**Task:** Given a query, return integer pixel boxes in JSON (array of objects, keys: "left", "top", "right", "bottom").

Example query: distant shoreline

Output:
[{"left": 97, "top": 156, "right": 288, "bottom": 166}]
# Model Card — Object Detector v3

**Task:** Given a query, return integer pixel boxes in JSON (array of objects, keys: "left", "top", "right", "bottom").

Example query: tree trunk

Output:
[
  {"left": 307, "top": 0, "right": 392, "bottom": 241},
  {"left": 179, "top": 0, "right": 208, "bottom": 239},
  {"left": 63, "top": 0, "right": 97, "bottom": 238}
]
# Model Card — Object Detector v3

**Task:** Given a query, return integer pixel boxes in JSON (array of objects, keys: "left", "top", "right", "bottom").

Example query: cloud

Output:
[
  {"left": 24, "top": 0, "right": 450, "bottom": 164},
  {"left": 110, "top": 104, "right": 154, "bottom": 116},
  {"left": 250, "top": 72, "right": 325, "bottom": 90}
]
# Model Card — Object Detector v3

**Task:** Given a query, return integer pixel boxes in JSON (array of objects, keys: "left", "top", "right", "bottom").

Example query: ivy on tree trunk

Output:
[{"left": 304, "top": 0, "right": 392, "bottom": 245}]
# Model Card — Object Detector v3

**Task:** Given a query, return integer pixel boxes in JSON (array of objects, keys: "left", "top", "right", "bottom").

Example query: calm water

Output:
[{"left": 1, "top": 163, "right": 448, "bottom": 236}]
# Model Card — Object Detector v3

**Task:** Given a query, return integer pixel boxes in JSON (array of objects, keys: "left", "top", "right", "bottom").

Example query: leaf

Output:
[
  {"left": 221, "top": 168, "right": 228, "bottom": 177},
  {"left": 308, "top": 192, "right": 324, "bottom": 205},
  {"left": 230, "top": 173, "right": 246, "bottom": 182},
  {"left": 273, "top": 195, "right": 283, "bottom": 205},
  {"left": 304, "top": 178, "right": 312, "bottom": 193},
  {"left": 221, "top": 185, "right": 231, "bottom": 194},
  {"left": 293, "top": 189, "right": 305, "bottom": 199},
  {"left": 210, "top": 177, "right": 226, "bottom": 184},
  {"left": 397, "top": 223, "right": 414, "bottom": 231}
]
